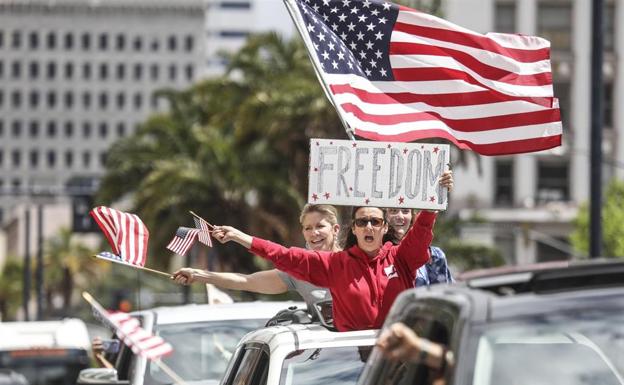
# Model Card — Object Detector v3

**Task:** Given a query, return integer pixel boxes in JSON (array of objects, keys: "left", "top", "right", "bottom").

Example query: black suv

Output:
[{"left": 358, "top": 260, "right": 624, "bottom": 385}]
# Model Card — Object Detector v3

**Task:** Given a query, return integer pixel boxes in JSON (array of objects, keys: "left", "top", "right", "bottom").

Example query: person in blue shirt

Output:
[{"left": 386, "top": 208, "right": 454, "bottom": 287}]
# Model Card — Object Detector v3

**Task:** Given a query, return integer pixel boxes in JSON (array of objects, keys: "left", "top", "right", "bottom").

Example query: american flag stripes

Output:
[
  {"left": 166, "top": 227, "right": 200, "bottom": 256},
  {"left": 284, "top": 0, "right": 562, "bottom": 155},
  {"left": 193, "top": 217, "right": 213, "bottom": 247},
  {"left": 107, "top": 312, "right": 174, "bottom": 360},
  {"left": 90, "top": 206, "right": 149, "bottom": 266}
]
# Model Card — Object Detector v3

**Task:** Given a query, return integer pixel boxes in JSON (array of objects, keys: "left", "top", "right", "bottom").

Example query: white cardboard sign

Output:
[{"left": 308, "top": 139, "right": 450, "bottom": 210}]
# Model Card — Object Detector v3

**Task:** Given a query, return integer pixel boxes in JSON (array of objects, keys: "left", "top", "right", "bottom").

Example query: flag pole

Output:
[
  {"left": 92, "top": 255, "right": 172, "bottom": 277},
  {"left": 282, "top": 0, "right": 356, "bottom": 140},
  {"left": 188, "top": 211, "right": 215, "bottom": 229}
]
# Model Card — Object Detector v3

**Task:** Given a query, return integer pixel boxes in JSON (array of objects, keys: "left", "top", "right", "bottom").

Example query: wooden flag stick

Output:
[
  {"left": 188, "top": 211, "right": 215, "bottom": 229},
  {"left": 153, "top": 359, "right": 188, "bottom": 385},
  {"left": 92, "top": 255, "right": 172, "bottom": 278}
]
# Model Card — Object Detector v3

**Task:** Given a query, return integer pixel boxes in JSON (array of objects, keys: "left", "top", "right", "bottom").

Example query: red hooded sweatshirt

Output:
[{"left": 249, "top": 210, "right": 436, "bottom": 331}]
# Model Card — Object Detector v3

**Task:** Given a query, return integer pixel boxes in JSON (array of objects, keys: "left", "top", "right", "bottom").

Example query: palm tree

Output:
[{"left": 0, "top": 258, "right": 24, "bottom": 320}]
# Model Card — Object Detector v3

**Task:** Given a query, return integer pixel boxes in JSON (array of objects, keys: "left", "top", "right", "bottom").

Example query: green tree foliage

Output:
[
  {"left": 0, "top": 258, "right": 23, "bottom": 320},
  {"left": 572, "top": 180, "right": 624, "bottom": 258}
]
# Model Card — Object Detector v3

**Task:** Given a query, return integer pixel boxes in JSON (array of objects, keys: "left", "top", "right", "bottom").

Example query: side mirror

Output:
[{"left": 77, "top": 368, "right": 129, "bottom": 385}]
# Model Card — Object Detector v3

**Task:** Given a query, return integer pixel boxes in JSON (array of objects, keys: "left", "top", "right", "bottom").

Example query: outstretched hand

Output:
[
  {"left": 211, "top": 226, "right": 253, "bottom": 249},
  {"left": 171, "top": 267, "right": 199, "bottom": 285}
]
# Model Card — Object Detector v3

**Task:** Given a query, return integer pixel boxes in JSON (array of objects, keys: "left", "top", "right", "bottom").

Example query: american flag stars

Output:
[{"left": 298, "top": 0, "right": 397, "bottom": 80}]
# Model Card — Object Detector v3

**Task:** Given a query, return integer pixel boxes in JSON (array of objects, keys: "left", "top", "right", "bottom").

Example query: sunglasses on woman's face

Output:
[{"left": 354, "top": 217, "right": 385, "bottom": 228}]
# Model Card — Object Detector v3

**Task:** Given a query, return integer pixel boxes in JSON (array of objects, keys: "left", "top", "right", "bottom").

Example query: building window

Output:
[
  {"left": 65, "top": 151, "right": 73, "bottom": 168},
  {"left": 553, "top": 82, "right": 570, "bottom": 129},
  {"left": 0, "top": 120, "right": 3, "bottom": 137},
  {"left": 184, "top": 35, "right": 194, "bottom": 52},
  {"left": 185, "top": 64, "right": 193, "bottom": 81},
  {"left": 168, "top": 35, "right": 177, "bottom": 51},
  {"left": 29, "top": 31, "right": 39, "bottom": 49},
  {"left": 82, "top": 92, "right": 91, "bottom": 109},
  {"left": 116, "top": 34, "right": 125, "bottom": 50},
  {"left": 150, "top": 64, "right": 159, "bottom": 81},
  {"left": 133, "top": 63, "right": 142, "bottom": 80},
  {"left": 0, "top": 61, "right": 3, "bottom": 78},
  {"left": 537, "top": 161, "right": 569, "bottom": 203},
  {"left": 47, "top": 121, "right": 57, "bottom": 138},
  {"left": 12, "top": 150, "right": 21, "bottom": 167},
  {"left": 82, "top": 151, "right": 91, "bottom": 168},
  {"left": 47, "top": 150, "right": 56, "bottom": 168},
  {"left": 133, "top": 93, "right": 143, "bottom": 109},
  {"left": 12, "top": 90, "right": 21, "bottom": 108},
  {"left": 99, "top": 33, "right": 108, "bottom": 50},
  {"left": 219, "top": 30, "right": 249, "bottom": 38},
  {"left": 219, "top": 1, "right": 251, "bottom": 9},
  {"left": 605, "top": 3, "right": 615, "bottom": 52},
  {"left": 151, "top": 94, "right": 158, "bottom": 109},
  {"left": 12, "top": 30, "right": 21, "bottom": 49},
  {"left": 12, "top": 60, "right": 21, "bottom": 79},
  {"left": 47, "top": 91, "right": 56, "bottom": 108},
  {"left": 47, "top": 32, "right": 56, "bottom": 49},
  {"left": 0, "top": 30, "right": 3, "bottom": 48},
  {"left": 150, "top": 39, "right": 159, "bottom": 52},
  {"left": 100, "top": 152, "right": 107, "bottom": 167},
  {"left": 29, "top": 90, "right": 39, "bottom": 108},
  {"left": 604, "top": 83, "right": 613, "bottom": 128},
  {"left": 116, "top": 122, "right": 126, "bottom": 137},
  {"left": 81, "top": 33, "right": 90, "bottom": 50},
  {"left": 537, "top": 3, "right": 571, "bottom": 52},
  {"left": 99, "top": 92, "right": 108, "bottom": 109},
  {"left": 47, "top": 61, "right": 56, "bottom": 79},
  {"left": 64, "top": 32, "right": 73, "bottom": 50},
  {"left": 29, "top": 121, "right": 39, "bottom": 137},
  {"left": 99, "top": 63, "right": 108, "bottom": 80},
  {"left": 99, "top": 122, "right": 108, "bottom": 138},
  {"left": 65, "top": 62, "right": 74, "bottom": 79},
  {"left": 11, "top": 120, "right": 22, "bottom": 138},
  {"left": 133, "top": 36, "right": 143, "bottom": 51},
  {"left": 83, "top": 62, "right": 91, "bottom": 79},
  {"left": 0, "top": 151, "right": 3, "bottom": 168},
  {"left": 116, "top": 92, "right": 125, "bottom": 109},
  {"left": 494, "top": 1, "right": 516, "bottom": 33},
  {"left": 494, "top": 160, "right": 513, "bottom": 206},
  {"left": 29, "top": 61, "right": 39, "bottom": 79},
  {"left": 11, "top": 178, "right": 21, "bottom": 194},
  {"left": 116, "top": 63, "right": 125, "bottom": 80},
  {"left": 64, "top": 121, "right": 74, "bottom": 138},
  {"left": 30, "top": 150, "right": 39, "bottom": 168},
  {"left": 168, "top": 64, "right": 177, "bottom": 81},
  {"left": 82, "top": 121, "right": 92, "bottom": 138}
]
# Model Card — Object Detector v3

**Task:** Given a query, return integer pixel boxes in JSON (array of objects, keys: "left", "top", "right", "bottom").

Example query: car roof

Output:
[
  {"left": 0, "top": 318, "right": 90, "bottom": 350},
  {"left": 238, "top": 323, "right": 378, "bottom": 351},
  {"left": 133, "top": 301, "right": 305, "bottom": 325},
  {"left": 391, "top": 259, "right": 624, "bottom": 324}
]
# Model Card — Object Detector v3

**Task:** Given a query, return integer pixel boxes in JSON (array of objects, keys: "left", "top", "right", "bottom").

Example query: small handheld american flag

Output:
[
  {"left": 90, "top": 206, "right": 149, "bottom": 267},
  {"left": 193, "top": 216, "right": 213, "bottom": 247},
  {"left": 166, "top": 227, "right": 200, "bottom": 256}
]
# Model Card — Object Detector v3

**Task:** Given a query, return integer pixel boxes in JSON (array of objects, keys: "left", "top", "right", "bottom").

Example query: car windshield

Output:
[
  {"left": 472, "top": 310, "right": 624, "bottom": 385},
  {"left": 280, "top": 346, "right": 371, "bottom": 385},
  {"left": 146, "top": 319, "right": 266, "bottom": 384}
]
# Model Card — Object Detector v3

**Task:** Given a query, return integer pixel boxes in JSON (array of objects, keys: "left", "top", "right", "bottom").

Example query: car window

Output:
[
  {"left": 280, "top": 346, "right": 371, "bottom": 385},
  {"left": 471, "top": 311, "right": 624, "bottom": 385},
  {"left": 227, "top": 346, "right": 265, "bottom": 385},
  {"left": 146, "top": 319, "right": 267, "bottom": 384}
]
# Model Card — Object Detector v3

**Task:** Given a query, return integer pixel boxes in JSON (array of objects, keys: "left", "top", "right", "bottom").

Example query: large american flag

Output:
[
  {"left": 284, "top": 0, "right": 562, "bottom": 155},
  {"left": 166, "top": 227, "right": 200, "bottom": 256},
  {"left": 90, "top": 206, "right": 149, "bottom": 267}
]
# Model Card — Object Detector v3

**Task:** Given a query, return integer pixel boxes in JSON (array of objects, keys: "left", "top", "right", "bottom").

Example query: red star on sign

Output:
[
  {"left": 352, "top": 143, "right": 357, "bottom": 147},
  {"left": 365, "top": 198, "right": 370, "bottom": 205},
  {"left": 324, "top": 192, "right": 330, "bottom": 199},
  {"left": 313, "top": 167, "right": 318, "bottom": 172},
  {"left": 403, "top": 148, "right": 408, "bottom": 154},
  {"left": 330, "top": 141, "right": 333, "bottom": 145},
  {"left": 316, "top": 141, "right": 320, "bottom": 146},
  {"left": 398, "top": 196, "right": 405, "bottom": 204},
  {"left": 387, "top": 144, "right": 392, "bottom": 148},
  {"left": 433, "top": 147, "right": 440, "bottom": 153},
  {"left": 312, "top": 193, "right": 319, "bottom": 201},
  {"left": 421, "top": 145, "right": 424, "bottom": 149},
  {"left": 349, "top": 187, "right": 353, "bottom": 191},
  {"left": 430, "top": 196, "right": 436, "bottom": 202}
]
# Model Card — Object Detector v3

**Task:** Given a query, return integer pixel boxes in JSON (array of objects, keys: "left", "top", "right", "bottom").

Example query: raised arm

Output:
[
  {"left": 395, "top": 210, "right": 437, "bottom": 272},
  {"left": 171, "top": 268, "right": 288, "bottom": 294}
]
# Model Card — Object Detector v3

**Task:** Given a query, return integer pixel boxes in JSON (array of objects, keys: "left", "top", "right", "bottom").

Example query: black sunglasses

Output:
[{"left": 354, "top": 217, "right": 385, "bottom": 228}]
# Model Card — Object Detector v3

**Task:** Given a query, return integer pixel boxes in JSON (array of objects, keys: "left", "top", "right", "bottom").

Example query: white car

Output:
[
  {"left": 220, "top": 324, "right": 377, "bottom": 385},
  {"left": 78, "top": 301, "right": 303, "bottom": 385}
]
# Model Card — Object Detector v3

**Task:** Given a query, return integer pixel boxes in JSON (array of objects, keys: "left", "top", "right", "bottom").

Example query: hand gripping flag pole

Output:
[{"left": 82, "top": 291, "right": 186, "bottom": 385}]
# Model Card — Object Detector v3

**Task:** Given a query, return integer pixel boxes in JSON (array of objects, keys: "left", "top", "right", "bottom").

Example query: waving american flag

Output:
[
  {"left": 284, "top": 0, "right": 562, "bottom": 155},
  {"left": 90, "top": 206, "right": 149, "bottom": 266}
]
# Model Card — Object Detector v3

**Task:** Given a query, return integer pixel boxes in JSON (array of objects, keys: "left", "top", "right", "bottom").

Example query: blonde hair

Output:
[{"left": 299, "top": 204, "right": 339, "bottom": 226}]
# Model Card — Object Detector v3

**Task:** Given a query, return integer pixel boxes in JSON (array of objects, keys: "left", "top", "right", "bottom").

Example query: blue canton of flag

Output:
[
  {"left": 296, "top": 0, "right": 398, "bottom": 80},
  {"left": 166, "top": 227, "right": 200, "bottom": 256},
  {"left": 96, "top": 251, "right": 125, "bottom": 263}
]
